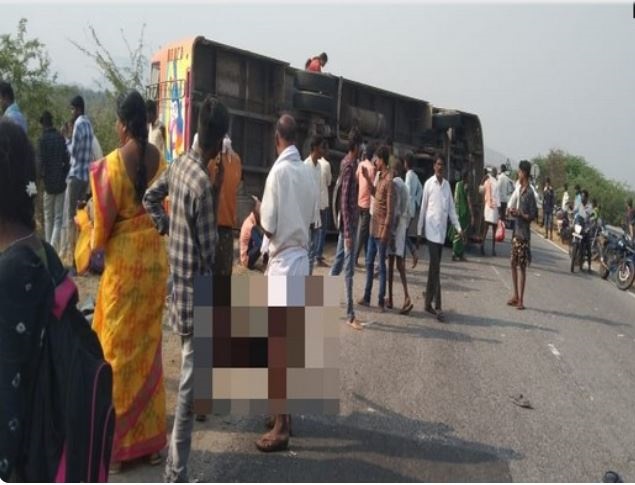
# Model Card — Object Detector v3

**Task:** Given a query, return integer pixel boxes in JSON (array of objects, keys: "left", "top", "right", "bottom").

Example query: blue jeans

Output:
[
  {"left": 165, "top": 336, "right": 194, "bottom": 482},
  {"left": 329, "top": 224, "right": 356, "bottom": 321},
  {"left": 308, "top": 225, "right": 321, "bottom": 275},
  {"left": 363, "top": 237, "right": 387, "bottom": 306},
  {"left": 316, "top": 208, "right": 329, "bottom": 261}
]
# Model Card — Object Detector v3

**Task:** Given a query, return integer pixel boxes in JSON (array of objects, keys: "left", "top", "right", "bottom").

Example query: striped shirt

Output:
[
  {"left": 143, "top": 148, "right": 218, "bottom": 336},
  {"left": 68, "top": 115, "right": 94, "bottom": 182}
]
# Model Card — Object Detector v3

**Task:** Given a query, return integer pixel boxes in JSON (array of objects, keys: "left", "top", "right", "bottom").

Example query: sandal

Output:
[
  {"left": 357, "top": 298, "right": 370, "bottom": 307},
  {"left": 347, "top": 319, "right": 364, "bottom": 331},
  {"left": 436, "top": 311, "right": 446, "bottom": 323},
  {"left": 255, "top": 434, "right": 289, "bottom": 453},
  {"left": 516, "top": 304, "right": 526, "bottom": 311},
  {"left": 148, "top": 453, "right": 162, "bottom": 466},
  {"left": 265, "top": 415, "right": 294, "bottom": 435},
  {"left": 385, "top": 299, "right": 393, "bottom": 309},
  {"left": 507, "top": 298, "right": 519, "bottom": 306},
  {"left": 400, "top": 300, "right": 413, "bottom": 315}
]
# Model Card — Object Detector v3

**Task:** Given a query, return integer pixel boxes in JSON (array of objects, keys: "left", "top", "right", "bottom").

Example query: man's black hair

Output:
[
  {"left": 276, "top": 114, "right": 296, "bottom": 144},
  {"left": 564, "top": 183, "right": 568, "bottom": 190},
  {"left": 574, "top": 184, "right": 581, "bottom": 192},
  {"left": 518, "top": 160, "right": 531, "bottom": 176},
  {"left": 582, "top": 189, "right": 589, "bottom": 199},
  {"left": 198, "top": 96, "right": 229, "bottom": 153},
  {"left": 70, "top": 95, "right": 85, "bottom": 113},
  {"left": 319, "top": 52, "right": 328, "bottom": 63},
  {"left": 146, "top": 99, "right": 157, "bottom": 118},
  {"left": 347, "top": 127, "right": 362, "bottom": 152},
  {"left": 404, "top": 151, "right": 415, "bottom": 167},
  {"left": 39, "top": 110, "right": 53, "bottom": 127},
  {"left": 310, "top": 134, "right": 324, "bottom": 151},
  {"left": 376, "top": 145, "right": 390, "bottom": 165},
  {"left": 500, "top": 163, "right": 507, "bottom": 172},
  {"left": 0, "top": 120, "right": 36, "bottom": 229},
  {"left": 0, "top": 81, "right": 15, "bottom": 102},
  {"left": 435, "top": 153, "right": 446, "bottom": 164}
]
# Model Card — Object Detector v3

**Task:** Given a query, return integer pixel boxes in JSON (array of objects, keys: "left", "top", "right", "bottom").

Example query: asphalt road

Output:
[{"left": 109, "top": 230, "right": 635, "bottom": 483}]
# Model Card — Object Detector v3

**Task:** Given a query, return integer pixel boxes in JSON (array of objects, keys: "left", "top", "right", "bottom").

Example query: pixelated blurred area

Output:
[{"left": 193, "top": 275, "right": 342, "bottom": 415}]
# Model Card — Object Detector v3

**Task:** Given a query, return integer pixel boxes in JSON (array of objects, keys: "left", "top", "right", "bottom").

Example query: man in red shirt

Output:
[{"left": 305, "top": 52, "right": 328, "bottom": 72}]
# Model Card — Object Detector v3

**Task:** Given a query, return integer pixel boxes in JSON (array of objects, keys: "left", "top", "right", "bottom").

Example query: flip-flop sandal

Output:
[
  {"left": 385, "top": 300, "right": 393, "bottom": 309},
  {"left": 347, "top": 320, "right": 364, "bottom": 331},
  {"left": 516, "top": 305, "right": 526, "bottom": 311},
  {"left": 436, "top": 311, "right": 446, "bottom": 322},
  {"left": 357, "top": 299, "right": 370, "bottom": 307},
  {"left": 255, "top": 436, "right": 289, "bottom": 453},
  {"left": 507, "top": 298, "right": 519, "bottom": 306},
  {"left": 425, "top": 307, "right": 437, "bottom": 317},
  {"left": 148, "top": 453, "right": 162, "bottom": 466},
  {"left": 265, "top": 416, "right": 294, "bottom": 435},
  {"left": 400, "top": 301, "right": 413, "bottom": 315}
]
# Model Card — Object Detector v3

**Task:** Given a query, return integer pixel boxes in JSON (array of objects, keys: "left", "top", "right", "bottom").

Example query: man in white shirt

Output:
[
  {"left": 304, "top": 134, "right": 325, "bottom": 275},
  {"left": 257, "top": 114, "right": 318, "bottom": 453},
  {"left": 497, "top": 164, "right": 514, "bottom": 222},
  {"left": 316, "top": 144, "right": 332, "bottom": 267},
  {"left": 561, "top": 183, "right": 570, "bottom": 210},
  {"left": 416, "top": 154, "right": 462, "bottom": 322},
  {"left": 404, "top": 153, "right": 422, "bottom": 268}
]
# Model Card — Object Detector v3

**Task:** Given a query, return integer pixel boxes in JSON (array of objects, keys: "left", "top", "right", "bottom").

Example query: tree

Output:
[
  {"left": 533, "top": 149, "right": 634, "bottom": 226},
  {"left": 0, "top": 18, "right": 56, "bottom": 141},
  {"left": 70, "top": 24, "right": 148, "bottom": 98}
]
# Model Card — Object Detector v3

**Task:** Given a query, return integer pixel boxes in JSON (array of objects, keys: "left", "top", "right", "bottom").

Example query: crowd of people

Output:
[{"left": 0, "top": 77, "right": 566, "bottom": 482}]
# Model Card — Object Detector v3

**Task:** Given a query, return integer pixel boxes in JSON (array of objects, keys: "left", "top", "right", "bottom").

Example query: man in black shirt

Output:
[
  {"left": 507, "top": 160, "right": 537, "bottom": 311},
  {"left": 38, "top": 111, "right": 69, "bottom": 253}
]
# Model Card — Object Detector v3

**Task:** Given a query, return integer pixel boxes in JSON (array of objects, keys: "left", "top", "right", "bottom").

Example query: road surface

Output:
[{"left": 101, "top": 230, "right": 635, "bottom": 482}]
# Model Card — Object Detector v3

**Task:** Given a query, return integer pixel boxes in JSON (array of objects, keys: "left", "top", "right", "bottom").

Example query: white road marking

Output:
[
  {"left": 548, "top": 343, "right": 561, "bottom": 358},
  {"left": 532, "top": 229, "right": 568, "bottom": 254},
  {"left": 491, "top": 265, "right": 511, "bottom": 291}
]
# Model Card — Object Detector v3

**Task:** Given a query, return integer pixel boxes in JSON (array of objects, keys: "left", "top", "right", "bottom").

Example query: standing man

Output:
[
  {"left": 450, "top": 171, "right": 473, "bottom": 262},
  {"left": 314, "top": 141, "right": 332, "bottom": 267},
  {"left": 417, "top": 154, "right": 462, "bottom": 322},
  {"left": 404, "top": 152, "right": 422, "bottom": 268},
  {"left": 330, "top": 128, "right": 364, "bottom": 330},
  {"left": 306, "top": 52, "right": 328, "bottom": 72},
  {"left": 561, "top": 183, "right": 570, "bottom": 212},
  {"left": 143, "top": 96, "right": 229, "bottom": 482},
  {"left": 573, "top": 184, "right": 582, "bottom": 213},
  {"left": 497, "top": 164, "right": 514, "bottom": 224},
  {"left": 146, "top": 99, "right": 166, "bottom": 156},
  {"left": 354, "top": 143, "right": 376, "bottom": 267},
  {"left": 304, "top": 135, "right": 325, "bottom": 274},
  {"left": 542, "top": 177, "right": 555, "bottom": 239},
  {"left": 61, "top": 95, "right": 94, "bottom": 267},
  {"left": 506, "top": 160, "right": 537, "bottom": 311},
  {"left": 38, "top": 110, "right": 69, "bottom": 253},
  {"left": 480, "top": 167, "right": 500, "bottom": 256},
  {"left": 0, "top": 81, "right": 27, "bottom": 132},
  {"left": 256, "top": 114, "right": 318, "bottom": 452},
  {"left": 358, "top": 145, "right": 393, "bottom": 312},
  {"left": 207, "top": 134, "right": 242, "bottom": 277}
]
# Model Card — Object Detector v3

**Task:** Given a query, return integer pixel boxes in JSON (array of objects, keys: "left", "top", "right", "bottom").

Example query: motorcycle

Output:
[
  {"left": 556, "top": 207, "right": 572, "bottom": 244},
  {"left": 570, "top": 214, "right": 592, "bottom": 273},
  {"left": 598, "top": 227, "right": 635, "bottom": 291},
  {"left": 615, "top": 237, "right": 635, "bottom": 291}
]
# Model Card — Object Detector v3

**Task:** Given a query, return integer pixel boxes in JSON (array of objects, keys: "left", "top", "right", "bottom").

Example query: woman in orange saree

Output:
[{"left": 89, "top": 90, "right": 168, "bottom": 473}]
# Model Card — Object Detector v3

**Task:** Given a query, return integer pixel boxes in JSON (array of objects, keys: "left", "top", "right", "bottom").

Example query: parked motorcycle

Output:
[
  {"left": 556, "top": 207, "right": 572, "bottom": 245},
  {"left": 570, "top": 214, "right": 592, "bottom": 273},
  {"left": 615, "top": 237, "right": 635, "bottom": 291}
]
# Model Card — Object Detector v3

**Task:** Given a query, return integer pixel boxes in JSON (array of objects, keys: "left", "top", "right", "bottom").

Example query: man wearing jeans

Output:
[
  {"left": 143, "top": 96, "right": 229, "bottom": 482},
  {"left": 358, "top": 145, "right": 393, "bottom": 312},
  {"left": 416, "top": 154, "right": 462, "bottom": 323},
  {"left": 315, "top": 141, "right": 332, "bottom": 267},
  {"left": 330, "top": 128, "right": 364, "bottom": 330},
  {"left": 304, "top": 135, "right": 325, "bottom": 275},
  {"left": 354, "top": 143, "right": 376, "bottom": 267},
  {"left": 61, "top": 95, "right": 93, "bottom": 267}
]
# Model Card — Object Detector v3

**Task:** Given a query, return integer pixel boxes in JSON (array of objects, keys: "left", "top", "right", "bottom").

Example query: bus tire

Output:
[
  {"left": 293, "top": 91, "right": 335, "bottom": 118},
  {"left": 294, "top": 71, "right": 338, "bottom": 95}
]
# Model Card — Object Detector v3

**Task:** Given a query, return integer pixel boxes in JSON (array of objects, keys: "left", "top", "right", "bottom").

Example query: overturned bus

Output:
[{"left": 147, "top": 36, "right": 484, "bottom": 233}]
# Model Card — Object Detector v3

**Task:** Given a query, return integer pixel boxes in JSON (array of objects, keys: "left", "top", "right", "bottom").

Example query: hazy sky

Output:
[{"left": 2, "top": 3, "right": 634, "bottom": 187}]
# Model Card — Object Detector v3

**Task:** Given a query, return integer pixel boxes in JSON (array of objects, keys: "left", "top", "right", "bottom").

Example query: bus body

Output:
[{"left": 148, "top": 36, "right": 485, "bottom": 232}]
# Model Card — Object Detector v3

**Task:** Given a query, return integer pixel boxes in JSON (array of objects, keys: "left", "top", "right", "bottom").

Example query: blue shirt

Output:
[
  {"left": 405, "top": 169, "right": 423, "bottom": 217},
  {"left": 68, "top": 115, "right": 94, "bottom": 182},
  {"left": 2, "top": 103, "right": 27, "bottom": 133}
]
